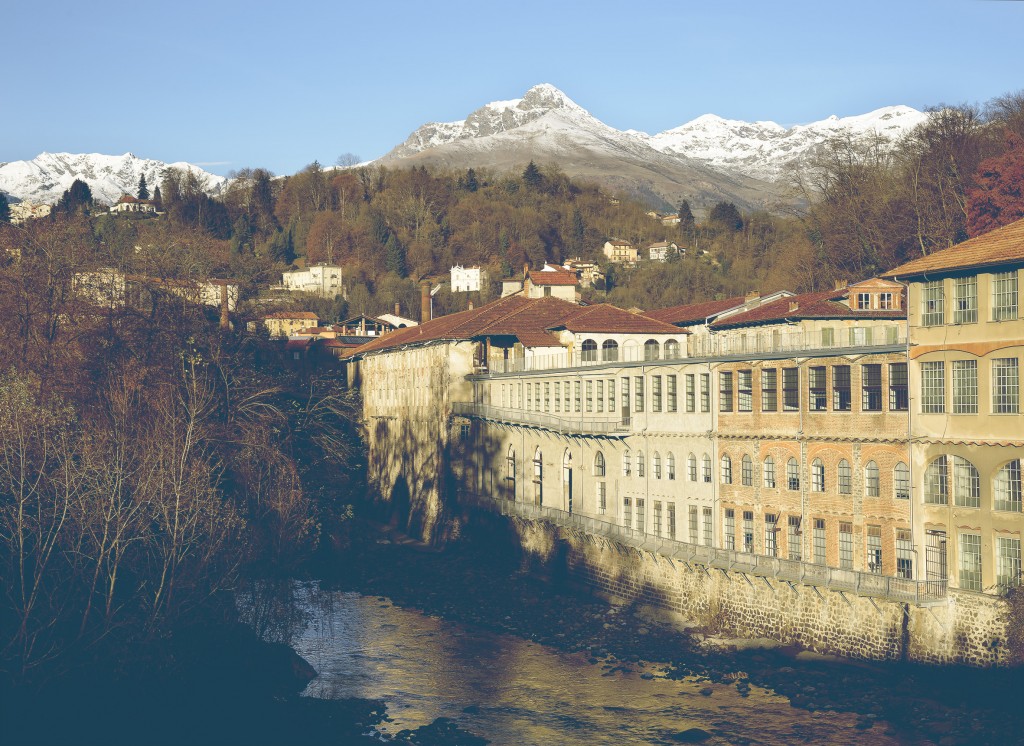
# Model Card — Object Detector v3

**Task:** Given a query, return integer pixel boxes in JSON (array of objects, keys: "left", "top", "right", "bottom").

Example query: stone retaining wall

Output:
[{"left": 499, "top": 513, "right": 1010, "bottom": 666}]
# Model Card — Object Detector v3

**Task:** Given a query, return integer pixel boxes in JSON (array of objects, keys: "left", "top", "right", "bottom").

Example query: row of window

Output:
[
  {"left": 921, "top": 271, "right": 1019, "bottom": 327},
  {"left": 951, "top": 532, "right": 1023, "bottom": 592},
  {"left": 920, "top": 357, "right": 1020, "bottom": 414},
  {"left": 719, "top": 454, "right": 909, "bottom": 498},
  {"left": 923, "top": 457, "right": 1022, "bottom": 512},
  {"left": 579, "top": 338, "right": 682, "bottom": 362},
  {"left": 719, "top": 363, "right": 908, "bottom": 413}
]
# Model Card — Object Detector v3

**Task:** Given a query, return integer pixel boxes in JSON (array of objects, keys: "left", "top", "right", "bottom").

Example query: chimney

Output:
[
  {"left": 834, "top": 279, "right": 848, "bottom": 291},
  {"left": 523, "top": 263, "right": 530, "bottom": 280},
  {"left": 789, "top": 301, "right": 800, "bottom": 313},
  {"left": 468, "top": 300, "right": 474, "bottom": 311},
  {"left": 420, "top": 280, "right": 431, "bottom": 322},
  {"left": 395, "top": 301, "right": 401, "bottom": 316},
  {"left": 219, "top": 282, "right": 230, "bottom": 330}
]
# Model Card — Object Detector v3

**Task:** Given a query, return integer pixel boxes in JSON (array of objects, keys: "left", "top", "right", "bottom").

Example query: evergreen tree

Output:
[
  {"left": 678, "top": 200, "right": 695, "bottom": 236},
  {"left": 571, "top": 208, "right": 586, "bottom": 254},
  {"left": 384, "top": 233, "right": 407, "bottom": 277},
  {"left": 152, "top": 185, "right": 163, "bottom": 211},
  {"left": 0, "top": 192, "right": 10, "bottom": 223},
  {"left": 522, "top": 161, "right": 543, "bottom": 190},
  {"left": 137, "top": 173, "right": 150, "bottom": 200},
  {"left": 463, "top": 168, "right": 479, "bottom": 193},
  {"left": 708, "top": 201, "right": 743, "bottom": 232},
  {"left": 55, "top": 179, "right": 94, "bottom": 216}
]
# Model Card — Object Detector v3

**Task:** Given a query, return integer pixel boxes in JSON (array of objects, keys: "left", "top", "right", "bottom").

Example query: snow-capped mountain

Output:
[
  {"left": 379, "top": 84, "right": 927, "bottom": 211},
  {"left": 0, "top": 152, "right": 227, "bottom": 206},
  {"left": 644, "top": 106, "right": 928, "bottom": 182}
]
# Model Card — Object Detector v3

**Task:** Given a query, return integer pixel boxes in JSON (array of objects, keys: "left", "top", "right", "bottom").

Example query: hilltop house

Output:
[
  {"left": 451, "top": 265, "right": 487, "bottom": 293},
  {"left": 109, "top": 195, "right": 157, "bottom": 214},
  {"left": 647, "top": 241, "right": 681, "bottom": 262},
  {"left": 602, "top": 240, "right": 638, "bottom": 264},
  {"left": 282, "top": 264, "right": 344, "bottom": 298}
]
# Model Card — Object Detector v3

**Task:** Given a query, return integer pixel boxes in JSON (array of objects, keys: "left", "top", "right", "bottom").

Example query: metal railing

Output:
[
  {"left": 460, "top": 491, "right": 947, "bottom": 606},
  {"left": 451, "top": 401, "right": 628, "bottom": 435},
  {"left": 478, "top": 325, "right": 906, "bottom": 376}
]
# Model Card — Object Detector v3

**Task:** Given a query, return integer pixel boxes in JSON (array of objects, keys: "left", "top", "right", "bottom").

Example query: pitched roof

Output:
[
  {"left": 350, "top": 295, "right": 682, "bottom": 357},
  {"left": 881, "top": 218, "right": 1024, "bottom": 279},
  {"left": 529, "top": 266, "right": 578, "bottom": 286},
  {"left": 644, "top": 296, "right": 747, "bottom": 326},
  {"left": 264, "top": 311, "right": 320, "bottom": 320},
  {"left": 710, "top": 287, "right": 904, "bottom": 329}
]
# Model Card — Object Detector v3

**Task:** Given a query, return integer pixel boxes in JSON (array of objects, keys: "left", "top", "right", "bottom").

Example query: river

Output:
[{"left": 289, "top": 584, "right": 897, "bottom": 745}]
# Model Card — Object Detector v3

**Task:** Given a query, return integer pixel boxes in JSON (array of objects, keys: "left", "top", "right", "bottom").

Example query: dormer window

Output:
[
  {"left": 856, "top": 292, "right": 872, "bottom": 310},
  {"left": 878, "top": 292, "right": 894, "bottom": 310}
]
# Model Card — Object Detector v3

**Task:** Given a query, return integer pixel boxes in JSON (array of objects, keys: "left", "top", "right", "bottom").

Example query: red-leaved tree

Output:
[{"left": 967, "top": 132, "right": 1024, "bottom": 236}]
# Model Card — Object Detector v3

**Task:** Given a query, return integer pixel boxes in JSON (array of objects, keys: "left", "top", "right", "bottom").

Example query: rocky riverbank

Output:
[{"left": 318, "top": 516, "right": 1024, "bottom": 746}]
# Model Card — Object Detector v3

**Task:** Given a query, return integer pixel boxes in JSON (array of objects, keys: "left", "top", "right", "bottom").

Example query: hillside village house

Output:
[
  {"left": 563, "top": 258, "right": 605, "bottom": 289},
  {"left": 451, "top": 265, "right": 487, "bottom": 293},
  {"left": 660, "top": 213, "right": 681, "bottom": 226},
  {"left": 73, "top": 269, "right": 238, "bottom": 312},
  {"left": 602, "top": 240, "right": 638, "bottom": 264},
  {"left": 263, "top": 311, "right": 320, "bottom": 338},
  {"left": 109, "top": 195, "right": 157, "bottom": 214},
  {"left": 523, "top": 264, "right": 580, "bottom": 302},
  {"left": 282, "top": 264, "right": 343, "bottom": 298},
  {"left": 648, "top": 241, "right": 681, "bottom": 262}
]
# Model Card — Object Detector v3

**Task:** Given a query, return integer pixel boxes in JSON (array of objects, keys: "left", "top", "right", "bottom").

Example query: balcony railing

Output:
[
  {"left": 460, "top": 491, "right": 947, "bottom": 606},
  {"left": 451, "top": 401, "right": 628, "bottom": 435},
  {"left": 480, "top": 324, "right": 906, "bottom": 376}
]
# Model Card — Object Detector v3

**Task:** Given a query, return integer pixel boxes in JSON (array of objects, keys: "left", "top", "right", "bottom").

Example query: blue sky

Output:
[{"left": 4, "top": 0, "right": 1022, "bottom": 177}]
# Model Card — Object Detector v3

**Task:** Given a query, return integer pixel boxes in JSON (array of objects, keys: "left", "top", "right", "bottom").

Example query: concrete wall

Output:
[{"left": 500, "top": 513, "right": 1010, "bottom": 666}]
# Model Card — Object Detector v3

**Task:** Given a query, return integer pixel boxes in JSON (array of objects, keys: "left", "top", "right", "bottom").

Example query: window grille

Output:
[
  {"left": 594, "top": 451, "right": 606, "bottom": 477},
  {"left": 867, "top": 526, "right": 882, "bottom": 574},
  {"left": 894, "top": 462, "right": 910, "bottom": 500},
  {"left": 653, "top": 452, "right": 662, "bottom": 479},
  {"left": 762, "top": 368, "right": 778, "bottom": 412},
  {"left": 702, "top": 455, "right": 712, "bottom": 483},
  {"left": 788, "top": 516, "right": 802, "bottom": 561},
  {"left": 742, "top": 511, "right": 754, "bottom": 553},
  {"left": 703, "top": 507, "right": 713, "bottom": 546},
  {"left": 839, "top": 522, "right": 853, "bottom": 569},
  {"left": 997, "top": 537, "right": 1022, "bottom": 592},
  {"left": 685, "top": 374, "right": 695, "bottom": 412},
  {"left": 667, "top": 375, "right": 677, "bottom": 412},
  {"left": 821, "top": 327, "right": 835, "bottom": 347},
  {"left": 809, "top": 366, "right": 827, "bottom": 411},
  {"left": 596, "top": 380, "right": 604, "bottom": 413},
  {"left": 554, "top": 382, "right": 561, "bottom": 413},
  {"left": 995, "top": 460, "right": 1022, "bottom": 512},
  {"left": 838, "top": 460, "right": 852, "bottom": 494},
  {"left": 738, "top": 370, "right": 753, "bottom": 412},
  {"left": 689, "top": 506, "right": 699, "bottom": 544},
  {"left": 607, "top": 378, "right": 615, "bottom": 412},
  {"left": 921, "top": 361, "right": 945, "bottom": 413},
  {"left": 667, "top": 452, "right": 676, "bottom": 480},
  {"left": 667, "top": 503, "right": 676, "bottom": 539},
  {"left": 992, "top": 271, "right": 1019, "bottom": 321},
  {"left": 763, "top": 456, "right": 776, "bottom": 488},
  {"left": 953, "top": 276, "right": 978, "bottom": 324},
  {"left": 952, "top": 360, "right": 978, "bottom": 414},
  {"left": 653, "top": 501, "right": 662, "bottom": 536},
  {"left": 862, "top": 364, "right": 882, "bottom": 411},
  {"left": 833, "top": 365, "right": 851, "bottom": 411},
  {"left": 741, "top": 455, "right": 753, "bottom": 486},
  {"left": 787, "top": 458, "right": 800, "bottom": 491},
  {"left": 585, "top": 380, "right": 593, "bottom": 412},
  {"left": 992, "top": 358, "right": 1020, "bottom": 414},
  {"left": 564, "top": 380, "right": 571, "bottom": 413},
  {"left": 896, "top": 530, "right": 914, "bottom": 579},
  {"left": 959, "top": 533, "right": 982, "bottom": 591},
  {"left": 573, "top": 381, "right": 580, "bottom": 412},
  {"left": 636, "top": 498, "right": 646, "bottom": 533},
  {"left": 652, "top": 375, "right": 662, "bottom": 412},
  {"left": 637, "top": 450, "right": 645, "bottom": 478},
  {"left": 687, "top": 453, "right": 697, "bottom": 482},
  {"left": 700, "top": 374, "right": 711, "bottom": 412},
  {"left": 889, "top": 363, "right": 908, "bottom": 411},
  {"left": 724, "top": 509, "right": 735, "bottom": 550},
  {"left": 622, "top": 450, "right": 631, "bottom": 477},
  {"left": 813, "top": 519, "right": 826, "bottom": 564},
  {"left": 597, "top": 482, "right": 606, "bottom": 514},
  {"left": 721, "top": 455, "right": 732, "bottom": 484},
  {"left": 879, "top": 292, "right": 894, "bottom": 310},
  {"left": 545, "top": 382, "right": 551, "bottom": 412},
  {"left": 922, "top": 280, "right": 944, "bottom": 326},
  {"left": 811, "top": 459, "right": 825, "bottom": 492},
  {"left": 720, "top": 371, "right": 734, "bottom": 412},
  {"left": 623, "top": 497, "right": 631, "bottom": 529},
  {"left": 865, "top": 461, "right": 880, "bottom": 497},
  {"left": 953, "top": 456, "right": 980, "bottom": 508},
  {"left": 925, "top": 456, "right": 949, "bottom": 504},
  {"left": 765, "top": 514, "right": 778, "bottom": 557},
  {"left": 633, "top": 375, "right": 644, "bottom": 412}
]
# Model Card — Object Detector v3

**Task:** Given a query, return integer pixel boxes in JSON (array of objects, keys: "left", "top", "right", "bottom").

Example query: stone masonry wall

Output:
[{"left": 502, "top": 513, "right": 1010, "bottom": 666}]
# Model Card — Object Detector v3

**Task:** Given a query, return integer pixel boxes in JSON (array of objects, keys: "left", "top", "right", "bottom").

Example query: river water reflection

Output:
[{"left": 290, "top": 585, "right": 897, "bottom": 745}]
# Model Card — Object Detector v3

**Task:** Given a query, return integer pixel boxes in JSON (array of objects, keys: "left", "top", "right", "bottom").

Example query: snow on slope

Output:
[
  {"left": 0, "top": 152, "right": 227, "bottom": 205},
  {"left": 644, "top": 106, "right": 928, "bottom": 181}
]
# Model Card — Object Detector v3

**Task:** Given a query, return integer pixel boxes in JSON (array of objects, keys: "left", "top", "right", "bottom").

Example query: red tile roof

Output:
[
  {"left": 264, "top": 311, "right": 320, "bottom": 320},
  {"left": 547, "top": 304, "right": 685, "bottom": 334},
  {"left": 882, "top": 218, "right": 1024, "bottom": 278},
  {"left": 710, "top": 288, "right": 904, "bottom": 329},
  {"left": 644, "top": 296, "right": 747, "bottom": 326},
  {"left": 529, "top": 266, "right": 579, "bottom": 286}
]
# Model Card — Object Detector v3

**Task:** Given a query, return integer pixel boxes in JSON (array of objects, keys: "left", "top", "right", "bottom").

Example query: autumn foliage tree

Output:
[{"left": 967, "top": 133, "right": 1024, "bottom": 236}]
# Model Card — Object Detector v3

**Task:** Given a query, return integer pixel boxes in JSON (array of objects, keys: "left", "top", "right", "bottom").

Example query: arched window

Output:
[
  {"left": 953, "top": 456, "right": 980, "bottom": 507},
  {"left": 622, "top": 449, "right": 632, "bottom": 477},
  {"left": 894, "top": 462, "right": 910, "bottom": 500},
  {"left": 667, "top": 452, "right": 676, "bottom": 480},
  {"left": 924, "top": 457, "right": 949, "bottom": 504},
  {"left": 741, "top": 454, "right": 753, "bottom": 486},
  {"left": 995, "top": 459, "right": 1022, "bottom": 512},
  {"left": 644, "top": 339, "right": 660, "bottom": 361},
  {"left": 865, "top": 461, "right": 879, "bottom": 497},
  {"left": 811, "top": 459, "right": 825, "bottom": 492},
  {"left": 653, "top": 451, "right": 662, "bottom": 479},
  {"left": 763, "top": 456, "right": 776, "bottom": 488},
  {"left": 838, "top": 459, "right": 852, "bottom": 495},
  {"left": 594, "top": 451, "right": 606, "bottom": 478},
  {"left": 581, "top": 338, "right": 598, "bottom": 362},
  {"left": 506, "top": 445, "right": 516, "bottom": 497},
  {"left": 787, "top": 458, "right": 800, "bottom": 491},
  {"left": 602, "top": 339, "right": 619, "bottom": 362},
  {"left": 701, "top": 454, "right": 712, "bottom": 483},
  {"left": 532, "top": 447, "right": 543, "bottom": 504},
  {"left": 720, "top": 455, "right": 732, "bottom": 484},
  {"left": 637, "top": 450, "right": 646, "bottom": 477},
  {"left": 687, "top": 453, "right": 697, "bottom": 481},
  {"left": 664, "top": 339, "right": 681, "bottom": 359}
]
